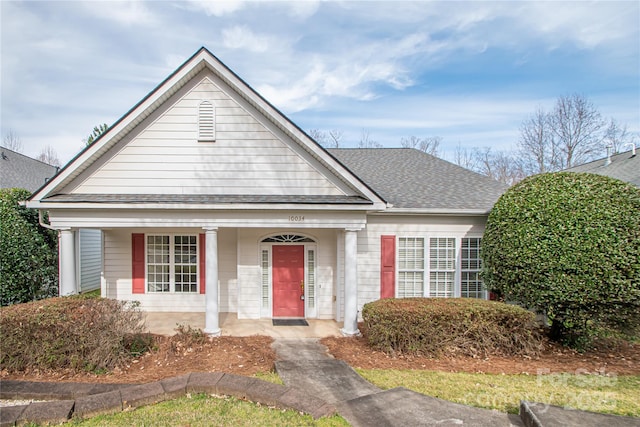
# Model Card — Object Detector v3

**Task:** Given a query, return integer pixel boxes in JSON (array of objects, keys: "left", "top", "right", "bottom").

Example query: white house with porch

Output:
[{"left": 27, "top": 48, "right": 507, "bottom": 336}]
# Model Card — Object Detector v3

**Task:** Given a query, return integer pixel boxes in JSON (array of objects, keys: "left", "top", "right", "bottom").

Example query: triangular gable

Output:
[{"left": 28, "top": 48, "right": 386, "bottom": 210}]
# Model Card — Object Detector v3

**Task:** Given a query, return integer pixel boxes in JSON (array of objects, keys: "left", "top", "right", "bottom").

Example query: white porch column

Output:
[
  {"left": 341, "top": 228, "right": 360, "bottom": 336},
  {"left": 59, "top": 229, "right": 77, "bottom": 296},
  {"left": 203, "top": 227, "right": 221, "bottom": 336}
]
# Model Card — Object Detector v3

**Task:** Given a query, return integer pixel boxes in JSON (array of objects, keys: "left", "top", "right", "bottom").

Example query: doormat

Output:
[{"left": 272, "top": 319, "right": 309, "bottom": 326}]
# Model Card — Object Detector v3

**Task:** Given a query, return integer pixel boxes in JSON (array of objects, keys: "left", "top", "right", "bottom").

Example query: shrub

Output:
[
  {"left": 0, "top": 295, "right": 151, "bottom": 373},
  {"left": 482, "top": 172, "right": 640, "bottom": 350},
  {"left": 361, "top": 298, "right": 542, "bottom": 357},
  {"left": 0, "top": 188, "right": 58, "bottom": 306}
]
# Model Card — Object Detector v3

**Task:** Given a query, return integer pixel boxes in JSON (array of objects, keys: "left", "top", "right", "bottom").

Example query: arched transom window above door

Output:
[{"left": 261, "top": 234, "right": 315, "bottom": 243}]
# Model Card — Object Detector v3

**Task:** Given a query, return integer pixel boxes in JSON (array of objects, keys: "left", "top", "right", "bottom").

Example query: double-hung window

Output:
[
  {"left": 147, "top": 235, "right": 198, "bottom": 293},
  {"left": 461, "top": 237, "right": 484, "bottom": 298},
  {"left": 398, "top": 237, "right": 425, "bottom": 297},
  {"left": 429, "top": 237, "right": 455, "bottom": 297}
]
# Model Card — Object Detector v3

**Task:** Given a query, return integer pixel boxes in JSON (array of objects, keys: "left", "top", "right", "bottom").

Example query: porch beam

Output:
[
  {"left": 341, "top": 228, "right": 360, "bottom": 336},
  {"left": 59, "top": 229, "right": 78, "bottom": 296},
  {"left": 203, "top": 227, "right": 221, "bottom": 336}
]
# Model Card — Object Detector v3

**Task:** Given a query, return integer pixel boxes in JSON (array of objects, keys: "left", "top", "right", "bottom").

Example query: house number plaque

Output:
[{"left": 288, "top": 215, "right": 305, "bottom": 222}]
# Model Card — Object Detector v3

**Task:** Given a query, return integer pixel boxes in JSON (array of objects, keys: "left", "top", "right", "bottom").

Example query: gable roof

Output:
[
  {"left": 565, "top": 149, "right": 639, "bottom": 187},
  {"left": 0, "top": 146, "right": 58, "bottom": 192},
  {"left": 28, "top": 47, "right": 385, "bottom": 210},
  {"left": 329, "top": 148, "right": 508, "bottom": 214}
]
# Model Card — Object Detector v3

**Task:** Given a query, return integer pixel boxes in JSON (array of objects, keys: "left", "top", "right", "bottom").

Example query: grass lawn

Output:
[
  {"left": 357, "top": 369, "right": 640, "bottom": 417},
  {"left": 66, "top": 393, "right": 349, "bottom": 427}
]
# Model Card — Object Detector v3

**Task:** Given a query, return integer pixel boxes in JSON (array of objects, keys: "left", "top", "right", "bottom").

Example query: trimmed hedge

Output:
[
  {"left": 0, "top": 188, "right": 58, "bottom": 306},
  {"left": 482, "top": 172, "right": 640, "bottom": 349},
  {"left": 0, "top": 295, "right": 151, "bottom": 373},
  {"left": 361, "top": 298, "right": 542, "bottom": 357}
]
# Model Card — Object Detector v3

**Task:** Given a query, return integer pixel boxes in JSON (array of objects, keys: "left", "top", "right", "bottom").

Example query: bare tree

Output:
[
  {"left": 400, "top": 135, "right": 441, "bottom": 156},
  {"left": 358, "top": 129, "right": 383, "bottom": 148},
  {"left": 549, "top": 94, "right": 605, "bottom": 168},
  {"left": 604, "top": 118, "right": 636, "bottom": 153},
  {"left": 308, "top": 129, "right": 328, "bottom": 146},
  {"left": 474, "top": 147, "right": 524, "bottom": 186},
  {"left": 37, "top": 145, "right": 61, "bottom": 167},
  {"left": 2, "top": 129, "right": 23, "bottom": 152},
  {"left": 451, "top": 143, "right": 477, "bottom": 170},
  {"left": 518, "top": 107, "right": 561, "bottom": 175},
  {"left": 327, "top": 129, "right": 343, "bottom": 148}
]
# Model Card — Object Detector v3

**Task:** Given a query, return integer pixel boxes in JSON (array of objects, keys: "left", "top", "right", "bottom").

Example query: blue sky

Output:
[{"left": 1, "top": 1, "right": 638, "bottom": 164}]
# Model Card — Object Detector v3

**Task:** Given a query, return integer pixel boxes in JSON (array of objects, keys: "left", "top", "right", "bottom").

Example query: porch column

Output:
[
  {"left": 203, "top": 227, "right": 221, "bottom": 336},
  {"left": 341, "top": 228, "right": 360, "bottom": 336},
  {"left": 59, "top": 228, "right": 77, "bottom": 296}
]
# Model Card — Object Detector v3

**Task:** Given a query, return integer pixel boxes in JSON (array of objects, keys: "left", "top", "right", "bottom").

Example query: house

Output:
[
  {"left": 1, "top": 147, "right": 101, "bottom": 293},
  {"left": 565, "top": 146, "right": 639, "bottom": 187},
  {"left": 27, "top": 48, "right": 507, "bottom": 336}
]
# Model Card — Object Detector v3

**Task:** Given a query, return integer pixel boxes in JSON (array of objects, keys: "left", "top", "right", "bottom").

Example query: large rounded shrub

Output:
[
  {"left": 482, "top": 172, "right": 640, "bottom": 349},
  {"left": 0, "top": 188, "right": 58, "bottom": 305}
]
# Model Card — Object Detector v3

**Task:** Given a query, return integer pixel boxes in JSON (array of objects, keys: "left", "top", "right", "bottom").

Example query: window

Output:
[
  {"left": 261, "top": 249, "right": 269, "bottom": 308},
  {"left": 461, "top": 238, "right": 484, "bottom": 298},
  {"left": 307, "top": 249, "right": 316, "bottom": 308},
  {"left": 398, "top": 237, "right": 425, "bottom": 297},
  {"left": 147, "top": 235, "right": 198, "bottom": 293},
  {"left": 429, "top": 237, "right": 455, "bottom": 297},
  {"left": 198, "top": 101, "right": 215, "bottom": 141}
]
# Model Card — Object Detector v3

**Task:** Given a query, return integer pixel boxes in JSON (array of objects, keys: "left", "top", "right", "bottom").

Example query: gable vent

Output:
[{"left": 198, "top": 101, "right": 215, "bottom": 141}]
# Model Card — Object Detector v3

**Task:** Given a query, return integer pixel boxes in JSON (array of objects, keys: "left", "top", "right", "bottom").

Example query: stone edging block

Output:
[{"left": 0, "top": 372, "right": 336, "bottom": 425}]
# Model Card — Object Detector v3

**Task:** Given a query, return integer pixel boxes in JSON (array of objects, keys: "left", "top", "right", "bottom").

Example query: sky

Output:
[{"left": 1, "top": 0, "right": 639, "bottom": 165}]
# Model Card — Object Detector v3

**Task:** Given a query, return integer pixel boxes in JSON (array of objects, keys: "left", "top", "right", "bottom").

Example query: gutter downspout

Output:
[{"left": 39, "top": 209, "right": 57, "bottom": 231}]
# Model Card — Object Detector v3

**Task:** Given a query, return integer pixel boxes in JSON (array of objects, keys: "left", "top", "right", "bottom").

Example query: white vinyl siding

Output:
[
  {"left": 147, "top": 235, "right": 198, "bottom": 293},
  {"left": 429, "top": 237, "right": 455, "bottom": 298},
  {"left": 398, "top": 237, "right": 425, "bottom": 298},
  {"left": 68, "top": 75, "right": 347, "bottom": 196},
  {"left": 198, "top": 101, "right": 215, "bottom": 141},
  {"left": 461, "top": 237, "right": 485, "bottom": 298}
]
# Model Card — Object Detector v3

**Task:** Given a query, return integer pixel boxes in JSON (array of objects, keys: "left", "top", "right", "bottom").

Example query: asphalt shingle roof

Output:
[
  {"left": 0, "top": 146, "right": 58, "bottom": 193},
  {"left": 565, "top": 149, "right": 639, "bottom": 187},
  {"left": 329, "top": 148, "right": 508, "bottom": 212}
]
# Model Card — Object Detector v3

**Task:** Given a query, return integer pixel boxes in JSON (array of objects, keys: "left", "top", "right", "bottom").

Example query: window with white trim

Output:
[
  {"left": 307, "top": 249, "right": 316, "bottom": 308},
  {"left": 261, "top": 249, "right": 269, "bottom": 308},
  {"left": 147, "top": 235, "right": 198, "bottom": 293},
  {"left": 461, "top": 237, "right": 484, "bottom": 298},
  {"left": 198, "top": 101, "right": 215, "bottom": 141},
  {"left": 429, "top": 237, "right": 455, "bottom": 297},
  {"left": 398, "top": 237, "right": 425, "bottom": 297}
]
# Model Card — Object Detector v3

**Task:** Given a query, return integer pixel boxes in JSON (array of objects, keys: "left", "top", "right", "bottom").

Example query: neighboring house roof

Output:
[
  {"left": 329, "top": 148, "right": 508, "bottom": 213},
  {"left": 0, "top": 146, "right": 58, "bottom": 192},
  {"left": 565, "top": 148, "right": 639, "bottom": 187}
]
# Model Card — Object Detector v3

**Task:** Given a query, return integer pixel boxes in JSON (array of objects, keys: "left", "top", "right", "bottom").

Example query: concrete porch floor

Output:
[{"left": 144, "top": 312, "right": 344, "bottom": 338}]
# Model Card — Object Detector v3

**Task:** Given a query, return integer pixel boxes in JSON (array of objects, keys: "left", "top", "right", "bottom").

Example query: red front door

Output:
[{"left": 273, "top": 245, "right": 305, "bottom": 317}]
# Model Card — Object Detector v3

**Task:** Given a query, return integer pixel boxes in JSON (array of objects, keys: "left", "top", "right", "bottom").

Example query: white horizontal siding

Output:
[
  {"left": 355, "top": 215, "right": 488, "bottom": 316},
  {"left": 71, "top": 76, "right": 344, "bottom": 197}
]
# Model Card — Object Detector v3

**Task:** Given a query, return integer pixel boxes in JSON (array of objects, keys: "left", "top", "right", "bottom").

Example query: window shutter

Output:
[
  {"left": 198, "top": 101, "right": 215, "bottom": 141},
  {"left": 199, "top": 233, "right": 206, "bottom": 294},
  {"left": 132, "top": 233, "right": 145, "bottom": 294},
  {"left": 380, "top": 235, "right": 396, "bottom": 298}
]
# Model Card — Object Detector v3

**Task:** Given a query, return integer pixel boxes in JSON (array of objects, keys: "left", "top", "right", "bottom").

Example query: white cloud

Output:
[
  {"left": 80, "top": 0, "right": 157, "bottom": 26},
  {"left": 185, "top": 0, "right": 246, "bottom": 16},
  {"left": 222, "top": 26, "right": 270, "bottom": 52}
]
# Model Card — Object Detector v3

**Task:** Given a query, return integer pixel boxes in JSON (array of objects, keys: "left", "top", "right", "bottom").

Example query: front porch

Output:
[{"left": 144, "top": 312, "right": 344, "bottom": 338}]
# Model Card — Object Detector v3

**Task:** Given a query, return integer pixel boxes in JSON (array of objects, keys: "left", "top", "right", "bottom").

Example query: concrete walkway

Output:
[{"left": 272, "top": 338, "right": 525, "bottom": 427}]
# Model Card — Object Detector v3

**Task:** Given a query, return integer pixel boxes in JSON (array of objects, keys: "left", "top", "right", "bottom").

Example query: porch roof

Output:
[{"left": 40, "top": 193, "right": 372, "bottom": 205}]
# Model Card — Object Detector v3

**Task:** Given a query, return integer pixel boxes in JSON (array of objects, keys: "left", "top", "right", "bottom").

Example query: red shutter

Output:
[
  {"left": 380, "top": 235, "right": 396, "bottom": 299},
  {"left": 132, "top": 233, "right": 145, "bottom": 294},
  {"left": 199, "top": 234, "right": 206, "bottom": 294}
]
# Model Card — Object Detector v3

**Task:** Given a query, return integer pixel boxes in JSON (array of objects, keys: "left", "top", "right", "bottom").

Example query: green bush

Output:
[
  {"left": 0, "top": 295, "right": 151, "bottom": 373},
  {"left": 482, "top": 172, "right": 640, "bottom": 350},
  {"left": 361, "top": 298, "right": 542, "bottom": 357},
  {"left": 0, "top": 188, "right": 58, "bottom": 306}
]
